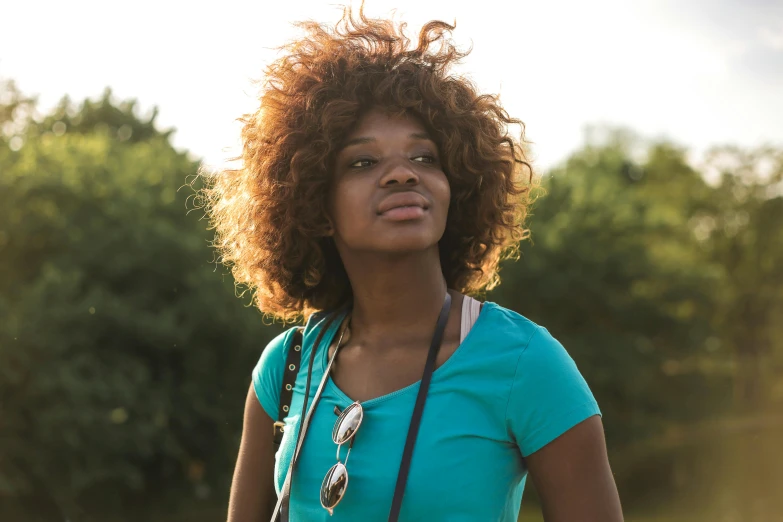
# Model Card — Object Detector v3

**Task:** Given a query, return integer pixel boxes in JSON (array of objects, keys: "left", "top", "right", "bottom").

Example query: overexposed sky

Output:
[{"left": 2, "top": 0, "right": 782, "bottom": 171}]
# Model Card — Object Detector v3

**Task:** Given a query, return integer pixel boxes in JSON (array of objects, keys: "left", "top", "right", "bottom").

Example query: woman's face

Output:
[{"left": 328, "top": 108, "right": 450, "bottom": 256}]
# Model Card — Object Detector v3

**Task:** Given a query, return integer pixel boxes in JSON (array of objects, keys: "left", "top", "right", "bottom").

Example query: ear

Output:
[
  {"left": 324, "top": 217, "right": 335, "bottom": 237},
  {"left": 323, "top": 201, "right": 336, "bottom": 236}
]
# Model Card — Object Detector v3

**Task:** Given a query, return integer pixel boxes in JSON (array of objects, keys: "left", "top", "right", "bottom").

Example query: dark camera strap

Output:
[
  {"left": 273, "top": 328, "right": 303, "bottom": 451},
  {"left": 388, "top": 292, "right": 450, "bottom": 521}
]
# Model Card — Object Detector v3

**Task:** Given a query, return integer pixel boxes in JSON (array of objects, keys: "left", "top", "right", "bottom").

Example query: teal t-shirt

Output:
[{"left": 253, "top": 302, "right": 600, "bottom": 521}]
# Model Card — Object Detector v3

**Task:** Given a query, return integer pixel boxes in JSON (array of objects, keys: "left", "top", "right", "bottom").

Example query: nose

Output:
[{"left": 379, "top": 159, "right": 419, "bottom": 187}]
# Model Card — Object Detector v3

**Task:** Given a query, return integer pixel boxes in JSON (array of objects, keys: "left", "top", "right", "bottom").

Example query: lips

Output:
[{"left": 377, "top": 191, "right": 429, "bottom": 215}]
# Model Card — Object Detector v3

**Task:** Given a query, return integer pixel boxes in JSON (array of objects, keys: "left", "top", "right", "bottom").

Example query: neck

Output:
[{"left": 340, "top": 246, "right": 448, "bottom": 342}]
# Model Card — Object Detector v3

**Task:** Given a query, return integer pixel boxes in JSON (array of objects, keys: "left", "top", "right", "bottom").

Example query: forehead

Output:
[{"left": 347, "top": 108, "right": 428, "bottom": 138}]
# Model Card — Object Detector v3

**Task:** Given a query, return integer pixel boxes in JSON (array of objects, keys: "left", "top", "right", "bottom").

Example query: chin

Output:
[
  {"left": 337, "top": 221, "right": 446, "bottom": 255},
  {"left": 372, "top": 230, "right": 443, "bottom": 254}
]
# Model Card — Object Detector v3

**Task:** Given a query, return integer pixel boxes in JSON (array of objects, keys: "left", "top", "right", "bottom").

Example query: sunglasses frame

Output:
[{"left": 320, "top": 401, "right": 364, "bottom": 514}]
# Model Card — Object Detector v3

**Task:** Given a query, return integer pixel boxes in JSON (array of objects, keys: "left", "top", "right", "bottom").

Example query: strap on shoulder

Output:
[
  {"left": 388, "top": 292, "right": 451, "bottom": 522},
  {"left": 274, "top": 327, "right": 303, "bottom": 450}
]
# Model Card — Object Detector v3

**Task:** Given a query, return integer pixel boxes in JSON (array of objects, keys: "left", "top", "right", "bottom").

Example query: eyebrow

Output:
[{"left": 341, "top": 132, "right": 434, "bottom": 149}]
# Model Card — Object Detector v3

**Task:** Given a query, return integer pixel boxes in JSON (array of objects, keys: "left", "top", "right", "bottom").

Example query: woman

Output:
[{"left": 212, "top": 8, "right": 624, "bottom": 522}]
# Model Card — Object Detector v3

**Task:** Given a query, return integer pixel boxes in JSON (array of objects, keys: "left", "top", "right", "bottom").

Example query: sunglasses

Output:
[{"left": 320, "top": 400, "right": 364, "bottom": 515}]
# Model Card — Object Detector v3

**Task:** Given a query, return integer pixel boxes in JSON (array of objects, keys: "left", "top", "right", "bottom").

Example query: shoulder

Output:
[
  {"left": 476, "top": 301, "right": 547, "bottom": 353},
  {"left": 478, "top": 303, "right": 587, "bottom": 389},
  {"left": 459, "top": 302, "right": 564, "bottom": 377},
  {"left": 256, "top": 326, "right": 300, "bottom": 369},
  {"left": 301, "top": 310, "right": 334, "bottom": 344},
  {"left": 251, "top": 326, "right": 301, "bottom": 418},
  {"left": 479, "top": 304, "right": 601, "bottom": 456},
  {"left": 490, "top": 305, "right": 585, "bottom": 386}
]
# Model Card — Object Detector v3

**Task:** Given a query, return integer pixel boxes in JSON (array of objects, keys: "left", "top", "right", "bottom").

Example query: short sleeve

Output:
[
  {"left": 506, "top": 326, "right": 601, "bottom": 457},
  {"left": 252, "top": 328, "right": 298, "bottom": 420}
]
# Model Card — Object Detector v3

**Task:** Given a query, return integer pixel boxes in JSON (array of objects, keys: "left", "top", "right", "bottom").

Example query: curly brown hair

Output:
[{"left": 202, "top": 7, "right": 536, "bottom": 322}]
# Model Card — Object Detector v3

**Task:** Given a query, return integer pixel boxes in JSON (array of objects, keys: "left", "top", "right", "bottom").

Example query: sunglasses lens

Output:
[
  {"left": 332, "top": 402, "right": 363, "bottom": 445},
  {"left": 320, "top": 461, "right": 348, "bottom": 511}
]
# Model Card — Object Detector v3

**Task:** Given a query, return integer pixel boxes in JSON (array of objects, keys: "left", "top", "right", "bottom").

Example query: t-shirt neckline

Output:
[{"left": 318, "top": 301, "right": 496, "bottom": 408}]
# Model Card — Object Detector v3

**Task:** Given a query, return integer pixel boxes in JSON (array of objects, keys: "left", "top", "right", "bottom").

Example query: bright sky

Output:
[{"left": 2, "top": 0, "right": 782, "bottom": 172}]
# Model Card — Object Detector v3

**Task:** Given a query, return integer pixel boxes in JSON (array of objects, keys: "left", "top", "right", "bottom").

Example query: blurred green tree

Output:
[
  {"left": 492, "top": 129, "right": 783, "bottom": 514},
  {"left": 493, "top": 130, "right": 723, "bottom": 440},
  {"left": 0, "top": 81, "right": 275, "bottom": 520},
  {"left": 695, "top": 144, "right": 783, "bottom": 519},
  {"left": 699, "top": 145, "right": 783, "bottom": 410},
  {"left": 490, "top": 129, "right": 729, "bottom": 506}
]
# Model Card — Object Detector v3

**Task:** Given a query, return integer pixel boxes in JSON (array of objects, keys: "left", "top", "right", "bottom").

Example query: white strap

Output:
[{"left": 459, "top": 295, "right": 482, "bottom": 344}]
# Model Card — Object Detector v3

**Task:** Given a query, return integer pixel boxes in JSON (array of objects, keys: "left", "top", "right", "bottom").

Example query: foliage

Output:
[
  {"left": 0, "top": 81, "right": 276, "bottom": 519},
  {"left": 493, "top": 134, "right": 724, "bottom": 444},
  {"left": 698, "top": 145, "right": 783, "bottom": 409},
  {"left": 490, "top": 129, "right": 783, "bottom": 513}
]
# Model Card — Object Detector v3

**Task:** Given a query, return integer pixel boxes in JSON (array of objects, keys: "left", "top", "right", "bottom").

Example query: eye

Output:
[
  {"left": 412, "top": 154, "right": 438, "bottom": 164},
  {"left": 349, "top": 158, "right": 376, "bottom": 168}
]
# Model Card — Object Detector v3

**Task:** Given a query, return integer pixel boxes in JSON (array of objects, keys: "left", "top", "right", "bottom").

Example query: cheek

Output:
[
  {"left": 434, "top": 173, "right": 451, "bottom": 218},
  {"left": 329, "top": 178, "right": 368, "bottom": 231}
]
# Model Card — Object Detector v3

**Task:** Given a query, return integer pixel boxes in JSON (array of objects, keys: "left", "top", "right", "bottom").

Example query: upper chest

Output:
[
  {"left": 326, "top": 312, "right": 463, "bottom": 403},
  {"left": 284, "top": 371, "right": 525, "bottom": 521}
]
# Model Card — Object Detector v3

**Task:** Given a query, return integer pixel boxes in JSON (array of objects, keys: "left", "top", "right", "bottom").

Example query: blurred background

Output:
[{"left": 1, "top": 0, "right": 782, "bottom": 521}]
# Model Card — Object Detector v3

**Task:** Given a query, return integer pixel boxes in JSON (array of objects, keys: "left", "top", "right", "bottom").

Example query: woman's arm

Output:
[
  {"left": 227, "top": 384, "right": 277, "bottom": 522},
  {"left": 525, "top": 415, "right": 624, "bottom": 522}
]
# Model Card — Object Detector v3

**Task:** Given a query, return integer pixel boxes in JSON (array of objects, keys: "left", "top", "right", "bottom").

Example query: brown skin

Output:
[
  {"left": 228, "top": 387, "right": 276, "bottom": 522},
  {"left": 227, "top": 109, "right": 624, "bottom": 521},
  {"left": 527, "top": 416, "right": 624, "bottom": 521},
  {"left": 326, "top": 108, "right": 464, "bottom": 400}
]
